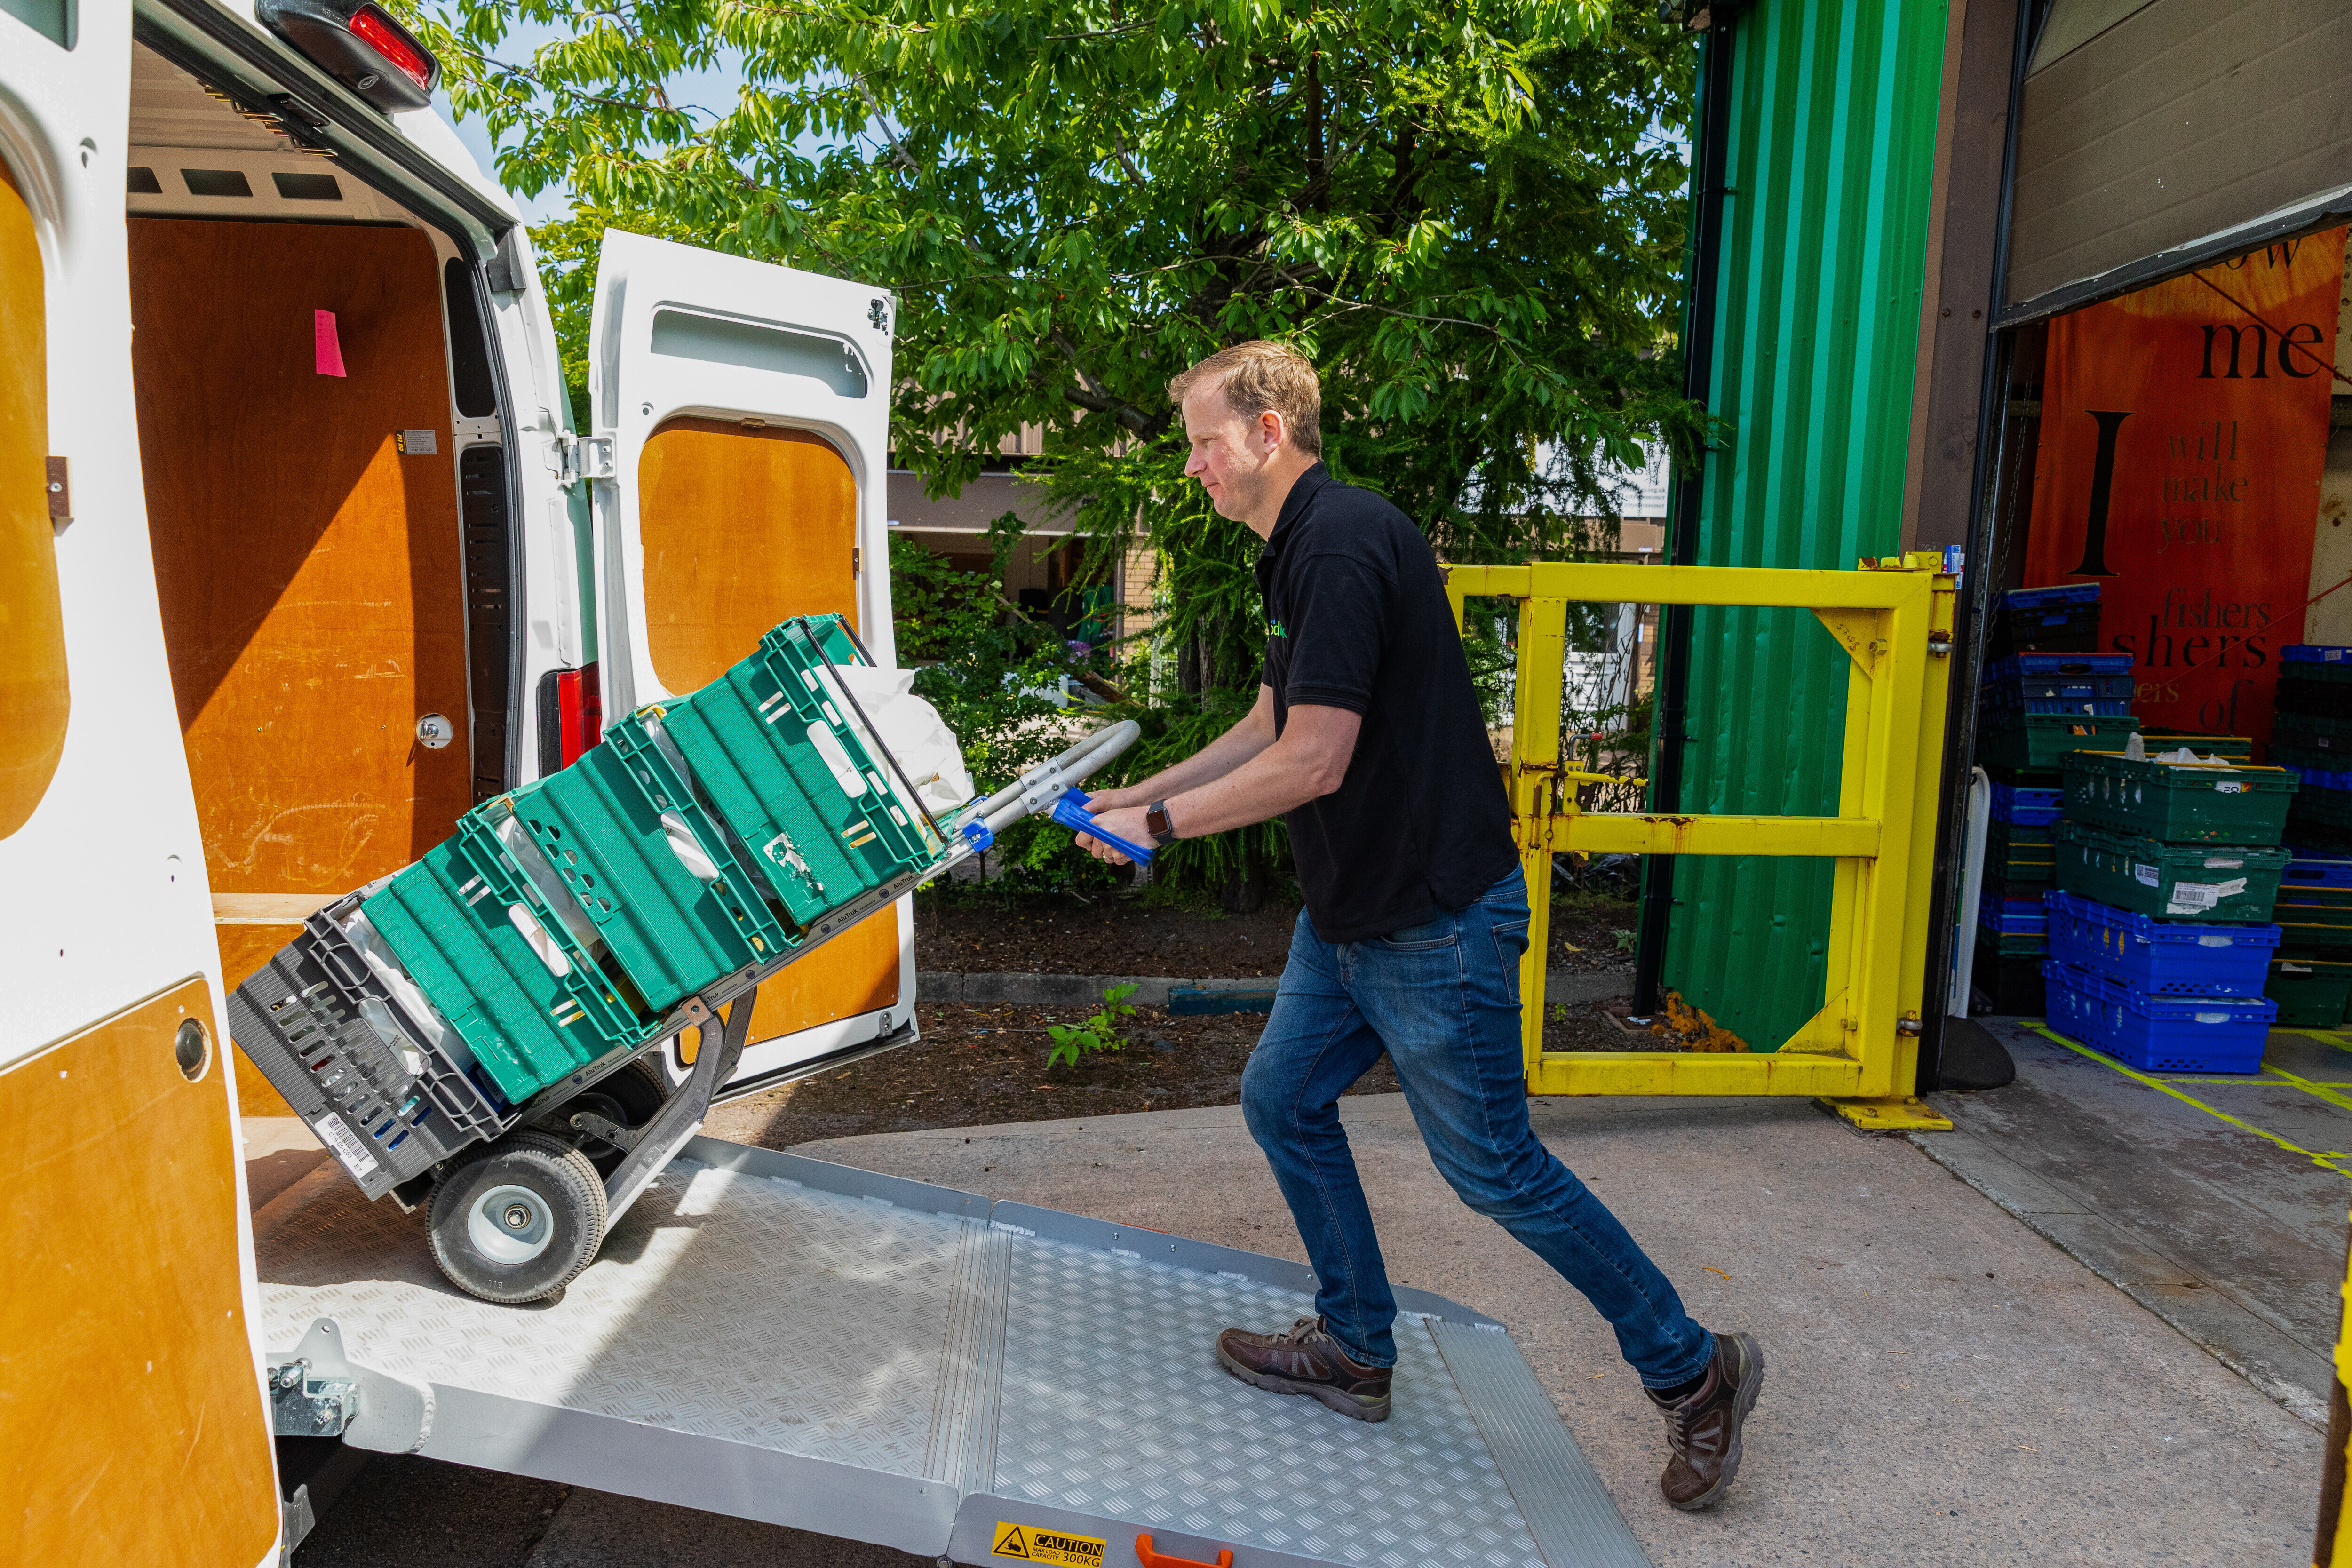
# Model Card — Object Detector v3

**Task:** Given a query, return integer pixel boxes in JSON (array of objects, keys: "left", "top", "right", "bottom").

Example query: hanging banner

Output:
[{"left": 2024, "top": 228, "right": 2345, "bottom": 741}]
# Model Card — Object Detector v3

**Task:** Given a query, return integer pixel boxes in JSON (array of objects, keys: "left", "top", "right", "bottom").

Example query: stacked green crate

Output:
[
  {"left": 360, "top": 612, "right": 937, "bottom": 1107},
  {"left": 2271, "top": 650, "right": 2352, "bottom": 1022}
]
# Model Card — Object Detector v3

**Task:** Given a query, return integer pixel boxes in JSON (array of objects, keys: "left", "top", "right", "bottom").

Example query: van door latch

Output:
[{"left": 270, "top": 1357, "right": 360, "bottom": 1437}]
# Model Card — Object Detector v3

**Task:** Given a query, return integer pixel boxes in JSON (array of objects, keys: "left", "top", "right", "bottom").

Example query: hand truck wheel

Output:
[
  {"left": 427, "top": 1130, "right": 608, "bottom": 1303},
  {"left": 534, "top": 1058, "right": 669, "bottom": 1177}
]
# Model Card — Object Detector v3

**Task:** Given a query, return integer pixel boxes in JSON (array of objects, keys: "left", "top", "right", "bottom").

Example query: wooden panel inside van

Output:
[
  {"left": 0, "top": 156, "right": 69, "bottom": 841},
  {"left": 133, "top": 218, "right": 472, "bottom": 897},
  {"left": 0, "top": 979, "right": 279, "bottom": 1565},
  {"left": 636, "top": 417, "right": 898, "bottom": 1037}
]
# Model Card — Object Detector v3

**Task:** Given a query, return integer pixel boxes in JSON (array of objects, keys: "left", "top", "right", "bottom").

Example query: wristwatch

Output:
[{"left": 1145, "top": 799, "right": 1179, "bottom": 847}]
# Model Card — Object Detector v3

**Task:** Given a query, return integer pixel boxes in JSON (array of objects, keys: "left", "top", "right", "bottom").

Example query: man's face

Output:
[{"left": 1182, "top": 385, "right": 1281, "bottom": 522}]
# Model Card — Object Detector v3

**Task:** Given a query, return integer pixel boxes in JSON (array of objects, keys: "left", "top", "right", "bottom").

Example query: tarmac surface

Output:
[{"left": 272, "top": 1090, "right": 2324, "bottom": 1567}]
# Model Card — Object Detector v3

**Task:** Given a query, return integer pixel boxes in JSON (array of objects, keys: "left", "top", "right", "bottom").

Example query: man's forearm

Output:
[
  {"left": 1097, "top": 688, "right": 1278, "bottom": 804},
  {"left": 1160, "top": 731, "right": 1343, "bottom": 836}
]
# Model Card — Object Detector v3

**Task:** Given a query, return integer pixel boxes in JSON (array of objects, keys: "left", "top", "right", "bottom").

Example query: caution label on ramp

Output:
[{"left": 991, "top": 1520, "right": 1106, "bottom": 1565}]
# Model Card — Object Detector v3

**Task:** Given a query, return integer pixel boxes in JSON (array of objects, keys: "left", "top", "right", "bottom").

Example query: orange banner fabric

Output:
[{"left": 2024, "top": 229, "right": 2345, "bottom": 740}]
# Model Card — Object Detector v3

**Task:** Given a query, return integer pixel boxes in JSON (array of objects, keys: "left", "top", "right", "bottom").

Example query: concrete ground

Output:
[
  {"left": 270, "top": 1092, "right": 2324, "bottom": 1567},
  {"left": 1922, "top": 1018, "right": 2352, "bottom": 1425}
]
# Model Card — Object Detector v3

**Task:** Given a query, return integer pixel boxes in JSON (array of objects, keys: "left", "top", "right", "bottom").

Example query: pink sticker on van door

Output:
[{"left": 314, "top": 309, "right": 346, "bottom": 376}]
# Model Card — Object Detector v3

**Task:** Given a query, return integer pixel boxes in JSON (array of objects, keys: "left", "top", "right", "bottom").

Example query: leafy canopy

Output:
[{"left": 408, "top": 0, "right": 1693, "bottom": 561}]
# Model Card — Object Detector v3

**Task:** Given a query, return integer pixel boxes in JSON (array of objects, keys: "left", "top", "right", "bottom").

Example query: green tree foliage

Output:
[{"left": 409, "top": 0, "right": 1694, "bottom": 882}]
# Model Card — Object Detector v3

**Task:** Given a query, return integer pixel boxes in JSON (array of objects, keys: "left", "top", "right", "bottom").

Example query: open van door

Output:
[{"left": 584, "top": 230, "right": 908, "bottom": 1085}]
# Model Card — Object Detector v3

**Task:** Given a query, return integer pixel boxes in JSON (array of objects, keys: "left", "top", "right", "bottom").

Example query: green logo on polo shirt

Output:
[{"left": 1269, "top": 620, "right": 1287, "bottom": 638}]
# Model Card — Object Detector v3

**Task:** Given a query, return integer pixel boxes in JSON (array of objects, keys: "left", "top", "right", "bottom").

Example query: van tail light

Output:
[
  {"left": 536, "top": 663, "right": 602, "bottom": 776},
  {"left": 348, "top": 7, "right": 435, "bottom": 93},
  {"left": 257, "top": 0, "right": 441, "bottom": 114}
]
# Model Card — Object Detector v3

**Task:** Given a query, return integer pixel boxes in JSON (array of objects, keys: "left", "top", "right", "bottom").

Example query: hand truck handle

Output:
[{"left": 1050, "top": 788, "right": 1153, "bottom": 863}]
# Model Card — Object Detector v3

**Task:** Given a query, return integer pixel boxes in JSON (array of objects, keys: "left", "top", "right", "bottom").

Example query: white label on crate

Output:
[
  {"left": 312, "top": 1114, "right": 380, "bottom": 1179},
  {"left": 2194, "top": 1011, "right": 2231, "bottom": 1024},
  {"left": 2165, "top": 877, "right": 2246, "bottom": 915},
  {"left": 2135, "top": 863, "right": 2161, "bottom": 886},
  {"left": 2197, "top": 934, "right": 2234, "bottom": 947},
  {"left": 2284, "top": 963, "right": 2314, "bottom": 974},
  {"left": 2203, "top": 858, "right": 2244, "bottom": 869},
  {"left": 2215, "top": 781, "right": 2244, "bottom": 794}
]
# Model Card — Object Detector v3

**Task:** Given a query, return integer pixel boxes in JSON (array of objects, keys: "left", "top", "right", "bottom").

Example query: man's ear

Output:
[{"left": 1258, "top": 408, "right": 1287, "bottom": 454}]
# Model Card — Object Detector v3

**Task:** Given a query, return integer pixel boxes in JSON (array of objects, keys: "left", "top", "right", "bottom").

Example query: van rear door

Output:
[{"left": 584, "top": 231, "right": 908, "bottom": 1078}]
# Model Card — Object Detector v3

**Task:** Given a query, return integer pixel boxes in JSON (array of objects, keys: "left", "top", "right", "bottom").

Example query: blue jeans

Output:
[{"left": 1240, "top": 867, "right": 1715, "bottom": 1388}]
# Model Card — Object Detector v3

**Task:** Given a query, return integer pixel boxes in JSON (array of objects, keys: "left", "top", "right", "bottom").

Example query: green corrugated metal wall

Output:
[{"left": 1661, "top": 0, "right": 1948, "bottom": 1050}]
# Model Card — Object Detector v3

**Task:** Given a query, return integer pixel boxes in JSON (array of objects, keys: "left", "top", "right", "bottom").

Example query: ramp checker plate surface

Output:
[{"left": 254, "top": 1138, "right": 1648, "bottom": 1567}]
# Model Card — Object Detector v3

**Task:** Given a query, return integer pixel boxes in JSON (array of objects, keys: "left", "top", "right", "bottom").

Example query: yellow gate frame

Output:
[{"left": 1446, "top": 553, "right": 1956, "bottom": 1133}]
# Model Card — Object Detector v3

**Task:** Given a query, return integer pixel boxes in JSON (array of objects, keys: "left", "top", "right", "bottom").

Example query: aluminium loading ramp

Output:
[{"left": 254, "top": 1136, "right": 1653, "bottom": 1568}]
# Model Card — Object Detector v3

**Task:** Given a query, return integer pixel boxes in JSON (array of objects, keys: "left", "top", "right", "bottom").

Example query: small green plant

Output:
[
  {"left": 1046, "top": 984, "right": 1141, "bottom": 1069},
  {"left": 1613, "top": 928, "right": 1638, "bottom": 954},
  {"left": 1547, "top": 1003, "right": 1569, "bottom": 1024}
]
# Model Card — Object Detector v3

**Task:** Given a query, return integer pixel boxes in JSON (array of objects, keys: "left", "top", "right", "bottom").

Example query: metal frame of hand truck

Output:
[{"left": 1446, "top": 554, "right": 1957, "bottom": 1132}]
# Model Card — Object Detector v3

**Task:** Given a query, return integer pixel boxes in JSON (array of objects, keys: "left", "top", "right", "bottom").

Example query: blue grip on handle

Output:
[{"left": 1051, "top": 788, "right": 1154, "bottom": 863}]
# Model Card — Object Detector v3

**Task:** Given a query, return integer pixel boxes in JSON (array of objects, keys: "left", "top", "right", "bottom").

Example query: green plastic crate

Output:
[
  {"left": 2280, "top": 883, "right": 2352, "bottom": 910},
  {"left": 2052, "top": 821, "right": 2290, "bottom": 923},
  {"left": 362, "top": 830, "right": 656, "bottom": 1107},
  {"left": 2278, "top": 921, "right": 2352, "bottom": 950},
  {"left": 657, "top": 615, "right": 946, "bottom": 928},
  {"left": 2059, "top": 751, "right": 2296, "bottom": 845},
  {"left": 2294, "top": 785, "right": 2352, "bottom": 827},
  {"left": 498, "top": 721, "right": 797, "bottom": 1012},
  {"left": 1979, "top": 714, "right": 2141, "bottom": 771},
  {"left": 2266, "top": 954, "right": 2352, "bottom": 1026}
]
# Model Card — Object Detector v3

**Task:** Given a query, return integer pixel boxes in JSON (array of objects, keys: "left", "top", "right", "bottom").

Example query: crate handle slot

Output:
[
  {"left": 804, "top": 721, "right": 867, "bottom": 798},
  {"left": 659, "top": 811, "right": 723, "bottom": 882},
  {"left": 506, "top": 903, "right": 572, "bottom": 978}
]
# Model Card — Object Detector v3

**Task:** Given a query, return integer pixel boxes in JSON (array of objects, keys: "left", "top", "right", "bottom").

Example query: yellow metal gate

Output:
[{"left": 1446, "top": 554, "right": 1956, "bottom": 1132}]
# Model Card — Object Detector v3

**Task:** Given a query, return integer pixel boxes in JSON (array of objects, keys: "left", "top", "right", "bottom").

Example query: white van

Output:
[{"left": 2, "top": 1, "right": 906, "bottom": 1556}]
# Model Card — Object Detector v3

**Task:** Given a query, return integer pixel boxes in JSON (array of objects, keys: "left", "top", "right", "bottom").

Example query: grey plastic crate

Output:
[{"left": 227, "top": 896, "right": 517, "bottom": 1200}]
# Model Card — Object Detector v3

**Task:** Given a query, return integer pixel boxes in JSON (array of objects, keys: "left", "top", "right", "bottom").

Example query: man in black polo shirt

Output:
[{"left": 1076, "top": 341, "right": 1763, "bottom": 1511}]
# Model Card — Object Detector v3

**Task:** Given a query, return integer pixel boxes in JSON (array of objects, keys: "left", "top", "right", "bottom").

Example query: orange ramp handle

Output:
[{"left": 1135, "top": 1536, "right": 1232, "bottom": 1568}]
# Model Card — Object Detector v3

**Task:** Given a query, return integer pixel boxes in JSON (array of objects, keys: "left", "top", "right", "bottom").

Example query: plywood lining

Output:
[
  {"left": 132, "top": 217, "right": 472, "bottom": 894},
  {"left": 0, "top": 979, "right": 279, "bottom": 1565},
  {"left": 635, "top": 416, "right": 895, "bottom": 1033},
  {"left": 0, "top": 153, "right": 69, "bottom": 841},
  {"left": 639, "top": 418, "right": 859, "bottom": 694}
]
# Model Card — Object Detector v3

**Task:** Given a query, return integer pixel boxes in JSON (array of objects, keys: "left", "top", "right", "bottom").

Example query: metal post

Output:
[
  {"left": 1634, "top": 9, "right": 1739, "bottom": 1019},
  {"left": 1513, "top": 596, "right": 1570, "bottom": 1075}
]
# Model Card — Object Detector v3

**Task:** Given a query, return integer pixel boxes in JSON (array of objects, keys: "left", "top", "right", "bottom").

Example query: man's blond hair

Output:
[{"left": 1168, "top": 340, "right": 1323, "bottom": 458}]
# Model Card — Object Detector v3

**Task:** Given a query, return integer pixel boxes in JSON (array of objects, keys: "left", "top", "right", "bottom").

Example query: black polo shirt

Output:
[{"left": 1254, "top": 464, "right": 1517, "bottom": 942}]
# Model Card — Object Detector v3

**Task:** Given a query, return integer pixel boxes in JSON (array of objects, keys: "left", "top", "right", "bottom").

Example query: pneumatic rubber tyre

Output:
[{"left": 428, "top": 1130, "right": 608, "bottom": 1304}]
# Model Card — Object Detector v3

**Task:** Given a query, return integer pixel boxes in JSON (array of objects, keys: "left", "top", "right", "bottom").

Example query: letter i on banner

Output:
[{"left": 2024, "top": 228, "right": 2347, "bottom": 741}]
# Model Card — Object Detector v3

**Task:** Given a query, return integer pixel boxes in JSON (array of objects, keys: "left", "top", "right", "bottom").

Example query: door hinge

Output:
[
  {"left": 553, "top": 433, "right": 617, "bottom": 489},
  {"left": 45, "top": 456, "right": 68, "bottom": 524},
  {"left": 852, "top": 545, "right": 861, "bottom": 576},
  {"left": 270, "top": 1356, "right": 360, "bottom": 1437}
]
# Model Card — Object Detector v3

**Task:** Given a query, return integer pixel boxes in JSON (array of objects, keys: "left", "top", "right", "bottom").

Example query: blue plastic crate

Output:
[
  {"left": 2283, "top": 645, "right": 2352, "bottom": 665},
  {"left": 1987, "top": 653, "right": 2133, "bottom": 679},
  {"left": 2043, "top": 889, "right": 2278, "bottom": 996},
  {"left": 1990, "top": 782, "right": 2062, "bottom": 826},
  {"left": 2040, "top": 962, "right": 2274, "bottom": 1073},
  {"left": 1980, "top": 894, "right": 2048, "bottom": 934},
  {"left": 2284, "top": 763, "right": 2352, "bottom": 791},
  {"left": 2286, "top": 851, "right": 2352, "bottom": 888},
  {"left": 2003, "top": 584, "right": 2102, "bottom": 610}
]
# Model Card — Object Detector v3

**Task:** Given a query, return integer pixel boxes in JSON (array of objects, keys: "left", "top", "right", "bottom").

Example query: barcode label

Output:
[
  {"left": 312, "top": 1114, "right": 380, "bottom": 1179},
  {"left": 2135, "top": 863, "right": 2160, "bottom": 886}
]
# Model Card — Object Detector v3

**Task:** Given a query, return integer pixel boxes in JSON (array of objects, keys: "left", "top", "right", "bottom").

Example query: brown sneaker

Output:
[
  {"left": 1647, "top": 1331, "right": 1764, "bottom": 1511},
  {"left": 1215, "top": 1316, "right": 1393, "bottom": 1422}
]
